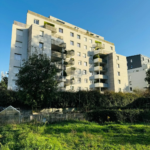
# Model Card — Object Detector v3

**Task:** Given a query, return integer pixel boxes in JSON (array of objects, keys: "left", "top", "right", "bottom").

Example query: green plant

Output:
[
  {"left": 95, "top": 40, "right": 102, "bottom": 44},
  {"left": 44, "top": 21, "right": 55, "bottom": 27}
]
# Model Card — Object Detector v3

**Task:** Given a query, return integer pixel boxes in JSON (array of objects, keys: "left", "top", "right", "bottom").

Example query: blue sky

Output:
[{"left": 0, "top": 0, "right": 150, "bottom": 74}]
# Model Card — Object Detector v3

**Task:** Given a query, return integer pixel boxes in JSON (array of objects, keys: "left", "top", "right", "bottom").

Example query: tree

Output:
[
  {"left": 145, "top": 68, "right": 150, "bottom": 90},
  {"left": 16, "top": 54, "right": 59, "bottom": 108}
]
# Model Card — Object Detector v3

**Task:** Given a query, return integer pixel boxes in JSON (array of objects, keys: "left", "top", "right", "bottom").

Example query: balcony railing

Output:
[
  {"left": 66, "top": 67, "right": 76, "bottom": 75},
  {"left": 94, "top": 83, "right": 108, "bottom": 88},
  {"left": 52, "top": 33, "right": 63, "bottom": 40},
  {"left": 66, "top": 50, "right": 75, "bottom": 58},
  {"left": 94, "top": 43, "right": 105, "bottom": 50},
  {"left": 64, "top": 79, "right": 75, "bottom": 86},
  {"left": 44, "top": 24, "right": 57, "bottom": 33},
  {"left": 94, "top": 66, "right": 103, "bottom": 71}
]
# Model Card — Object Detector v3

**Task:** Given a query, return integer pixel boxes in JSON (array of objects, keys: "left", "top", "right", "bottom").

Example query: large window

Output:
[
  {"left": 13, "top": 66, "right": 20, "bottom": 73},
  {"left": 77, "top": 35, "right": 80, "bottom": 39},
  {"left": 84, "top": 79, "right": 88, "bottom": 83},
  {"left": 84, "top": 45, "right": 87, "bottom": 50},
  {"left": 77, "top": 43, "right": 81, "bottom": 47},
  {"left": 70, "top": 32, "right": 74, "bottom": 37},
  {"left": 59, "top": 28, "right": 63, "bottom": 33},
  {"left": 84, "top": 37, "right": 87, "bottom": 41},
  {"left": 39, "top": 42, "right": 44, "bottom": 49},
  {"left": 40, "top": 31, "right": 44, "bottom": 37},
  {"left": 77, "top": 52, "right": 81, "bottom": 56},
  {"left": 34, "top": 19, "right": 39, "bottom": 25},
  {"left": 16, "top": 29, "right": 23, "bottom": 36},
  {"left": 70, "top": 41, "right": 74, "bottom": 45},
  {"left": 83, "top": 53, "right": 86, "bottom": 58},
  {"left": 14, "top": 53, "right": 21, "bottom": 61},
  {"left": 83, "top": 70, "right": 87, "bottom": 75},
  {"left": 77, "top": 78, "right": 81, "bottom": 83},
  {"left": 15, "top": 41, "right": 22, "bottom": 48},
  {"left": 89, "top": 39, "right": 92, "bottom": 43},
  {"left": 78, "top": 60, "right": 82, "bottom": 65},
  {"left": 84, "top": 62, "right": 87, "bottom": 66}
]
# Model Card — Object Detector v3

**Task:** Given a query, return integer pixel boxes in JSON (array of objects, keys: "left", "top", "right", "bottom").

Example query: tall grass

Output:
[{"left": 0, "top": 120, "right": 150, "bottom": 149}]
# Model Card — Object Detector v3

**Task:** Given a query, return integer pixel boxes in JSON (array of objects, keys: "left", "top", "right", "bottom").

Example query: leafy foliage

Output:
[
  {"left": 16, "top": 54, "right": 59, "bottom": 108},
  {"left": 145, "top": 68, "right": 150, "bottom": 89}
]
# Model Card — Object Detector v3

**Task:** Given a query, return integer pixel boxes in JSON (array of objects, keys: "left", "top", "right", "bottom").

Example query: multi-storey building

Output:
[
  {"left": 8, "top": 10, "right": 129, "bottom": 93},
  {"left": 127, "top": 54, "right": 150, "bottom": 91}
]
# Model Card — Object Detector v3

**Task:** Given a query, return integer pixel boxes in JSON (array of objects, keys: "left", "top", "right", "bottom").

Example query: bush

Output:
[{"left": 86, "top": 109, "right": 150, "bottom": 123}]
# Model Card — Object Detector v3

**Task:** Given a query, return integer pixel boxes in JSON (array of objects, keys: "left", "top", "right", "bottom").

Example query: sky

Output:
[{"left": 0, "top": 0, "right": 150, "bottom": 74}]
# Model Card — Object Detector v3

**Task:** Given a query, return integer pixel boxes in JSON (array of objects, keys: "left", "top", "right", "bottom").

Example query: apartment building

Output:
[
  {"left": 127, "top": 54, "right": 150, "bottom": 91},
  {"left": 8, "top": 10, "right": 129, "bottom": 92}
]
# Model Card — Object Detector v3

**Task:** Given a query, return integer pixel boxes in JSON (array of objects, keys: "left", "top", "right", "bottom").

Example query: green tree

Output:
[
  {"left": 145, "top": 68, "right": 150, "bottom": 90},
  {"left": 16, "top": 54, "right": 59, "bottom": 108}
]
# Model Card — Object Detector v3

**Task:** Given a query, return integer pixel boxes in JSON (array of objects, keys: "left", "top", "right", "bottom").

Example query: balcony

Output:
[
  {"left": 51, "top": 51, "right": 65, "bottom": 62},
  {"left": 94, "top": 43, "right": 105, "bottom": 50},
  {"left": 66, "top": 67, "right": 76, "bottom": 75},
  {"left": 51, "top": 33, "right": 63, "bottom": 40},
  {"left": 66, "top": 50, "right": 75, "bottom": 58},
  {"left": 90, "top": 75, "right": 108, "bottom": 80},
  {"left": 95, "top": 83, "right": 108, "bottom": 88},
  {"left": 94, "top": 58, "right": 102, "bottom": 63},
  {"left": 64, "top": 78, "right": 75, "bottom": 86},
  {"left": 44, "top": 24, "right": 57, "bottom": 33},
  {"left": 64, "top": 58, "right": 75, "bottom": 67},
  {"left": 94, "top": 66, "right": 103, "bottom": 71}
]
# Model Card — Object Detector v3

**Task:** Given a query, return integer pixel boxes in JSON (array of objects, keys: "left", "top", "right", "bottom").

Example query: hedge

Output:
[{"left": 86, "top": 109, "right": 150, "bottom": 123}]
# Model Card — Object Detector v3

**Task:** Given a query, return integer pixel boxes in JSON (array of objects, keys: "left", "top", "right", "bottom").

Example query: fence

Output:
[{"left": 0, "top": 112, "right": 85, "bottom": 124}]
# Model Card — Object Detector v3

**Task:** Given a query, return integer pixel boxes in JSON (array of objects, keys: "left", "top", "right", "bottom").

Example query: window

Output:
[
  {"left": 129, "top": 81, "right": 132, "bottom": 85},
  {"left": 90, "top": 47, "right": 92, "bottom": 51},
  {"left": 90, "top": 80, "right": 94, "bottom": 84},
  {"left": 131, "top": 65, "right": 133, "bottom": 69},
  {"left": 90, "top": 72, "right": 93, "bottom": 75},
  {"left": 110, "top": 46, "right": 113, "bottom": 50},
  {"left": 84, "top": 37, "right": 87, "bottom": 41},
  {"left": 70, "top": 86, "right": 74, "bottom": 90},
  {"left": 59, "top": 28, "right": 63, "bottom": 33},
  {"left": 130, "top": 87, "right": 132, "bottom": 91},
  {"left": 118, "top": 72, "right": 120, "bottom": 76},
  {"left": 14, "top": 54, "right": 21, "bottom": 61},
  {"left": 77, "top": 35, "right": 80, "bottom": 39},
  {"left": 117, "top": 56, "right": 119, "bottom": 60},
  {"left": 84, "top": 79, "right": 88, "bottom": 83},
  {"left": 83, "top": 53, "right": 86, "bottom": 58},
  {"left": 148, "top": 59, "right": 150, "bottom": 63},
  {"left": 77, "top": 43, "right": 81, "bottom": 47},
  {"left": 143, "top": 57, "right": 144, "bottom": 61},
  {"left": 13, "top": 66, "right": 20, "bottom": 73},
  {"left": 78, "top": 69, "right": 81, "bottom": 74},
  {"left": 117, "top": 64, "right": 120, "bottom": 68},
  {"left": 15, "top": 41, "right": 22, "bottom": 48},
  {"left": 84, "top": 45, "right": 87, "bottom": 49},
  {"left": 78, "top": 61, "right": 82, "bottom": 65},
  {"left": 34, "top": 19, "right": 39, "bottom": 24},
  {"left": 119, "top": 88, "right": 121, "bottom": 92},
  {"left": 77, "top": 78, "right": 81, "bottom": 83},
  {"left": 39, "top": 42, "right": 44, "bottom": 49},
  {"left": 16, "top": 29, "right": 23, "bottom": 36},
  {"left": 83, "top": 70, "right": 87, "bottom": 75},
  {"left": 70, "top": 32, "right": 74, "bottom": 37},
  {"left": 77, "top": 52, "right": 81, "bottom": 56},
  {"left": 40, "top": 31, "right": 44, "bottom": 37},
  {"left": 118, "top": 80, "right": 121, "bottom": 84},
  {"left": 77, "top": 87, "right": 81, "bottom": 91},
  {"left": 70, "top": 41, "right": 74, "bottom": 45},
  {"left": 84, "top": 62, "right": 87, "bottom": 66},
  {"left": 130, "top": 59, "right": 132, "bottom": 63},
  {"left": 136, "top": 70, "right": 139, "bottom": 72},
  {"left": 89, "top": 39, "right": 92, "bottom": 43}
]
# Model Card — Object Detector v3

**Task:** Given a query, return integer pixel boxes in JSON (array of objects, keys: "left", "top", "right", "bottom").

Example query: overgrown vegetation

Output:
[
  {"left": 1, "top": 120, "right": 150, "bottom": 150},
  {"left": 145, "top": 68, "right": 150, "bottom": 89}
]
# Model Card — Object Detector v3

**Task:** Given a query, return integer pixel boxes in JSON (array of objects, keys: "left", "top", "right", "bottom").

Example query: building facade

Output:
[
  {"left": 127, "top": 54, "right": 150, "bottom": 91},
  {"left": 8, "top": 10, "right": 129, "bottom": 92}
]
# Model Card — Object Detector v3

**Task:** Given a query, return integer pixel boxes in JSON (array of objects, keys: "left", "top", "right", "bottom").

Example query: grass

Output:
[{"left": 0, "top": 120, "right": 150, "bottom": 149}]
